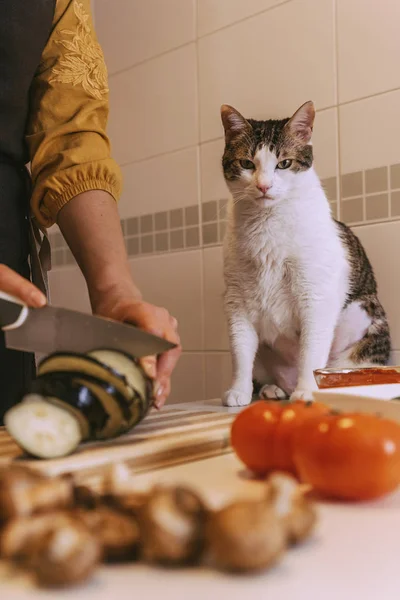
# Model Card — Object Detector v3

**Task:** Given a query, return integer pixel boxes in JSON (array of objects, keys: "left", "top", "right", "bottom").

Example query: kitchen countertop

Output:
[{"left": 1, "top": 398, "right": 400, "bottom": 599}]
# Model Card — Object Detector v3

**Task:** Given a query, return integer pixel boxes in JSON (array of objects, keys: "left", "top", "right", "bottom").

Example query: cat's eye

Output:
[
  {"left": 276, "top": 159, "right": 293, "bottom": 170},
  {"left": 240, "top": 159, "right": 255, "bottom": 170}
]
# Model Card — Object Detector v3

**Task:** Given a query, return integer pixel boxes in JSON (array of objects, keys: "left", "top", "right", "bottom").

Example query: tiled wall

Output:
[{"left": 48, "top": 0, "right": 400, "bottom": 403}]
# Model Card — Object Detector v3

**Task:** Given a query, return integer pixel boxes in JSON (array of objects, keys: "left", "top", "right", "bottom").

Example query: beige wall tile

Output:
[
  {"left": 119, "top": 147, "right": 199, "bottom": 219},
  {"left": 340, "top": 91, "right": 400, "bottom": 174},
  {"left": 203, "top": 247, "right": 229, "bottom": 351},
  {"left": 205, "top": 353, "right": 232, "bottom": 401},
  {"left": 168, "top": 354, "right": 205, "bottom": 404},
  {"left": 96, "top": 0, "right": 195, "bottom": 74},
  {"left": 312, "top": 108, "right": 338, "bottom": 180},
  {"left": 129, "top": 251, "right": 203, "bottom": 350},
  {"left": 341, "top": 197, "right": 364, "bottom": 224},
  {"left": 197, "top": 0, "right": 288, "bottom": 37},
  {"left": 49, "top": 268, "right": 90, "bottom": 314},
  {"left": 337, "top": 0, "right": 400, "bottom": 103},
  {"left": 109, "top": 44, "right": 198, "bottom": 164},
  {"left": 198, "top": 0, "right": 335, "bottom": 141},
  {"left": 365, "top": 194, "right": 389, "bottom": 222},
  {"left": 354, "top": 221, "right": 400, "bottom": 350},
  {"left": 200, "top": 138, "right": 227, "bottom": 204}
]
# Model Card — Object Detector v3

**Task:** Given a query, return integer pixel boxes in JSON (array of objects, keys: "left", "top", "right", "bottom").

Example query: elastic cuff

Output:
[{"left": 44, "top": 179, "right": 119, "bottom": 225}]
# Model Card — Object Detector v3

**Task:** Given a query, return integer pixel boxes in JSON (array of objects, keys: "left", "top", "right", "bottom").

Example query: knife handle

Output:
[{"left": 0, "top": 291, "right": 29, "bottom": 331}]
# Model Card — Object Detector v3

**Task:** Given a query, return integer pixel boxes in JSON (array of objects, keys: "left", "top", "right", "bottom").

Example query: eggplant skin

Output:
[
  {"left": 38, "top": 353, "right": 133, "bottom": 402},
  {"left": 30, "top": 375, "right": 108, "bottom": 439}
]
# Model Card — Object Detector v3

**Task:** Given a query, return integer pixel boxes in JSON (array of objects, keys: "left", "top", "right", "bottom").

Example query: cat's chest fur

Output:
[
  {"left": 223, "top": 194, "right": 349, "bottom": 350},
  {"left": 225, "top": 211, "right": 300, "bottom": 345}
]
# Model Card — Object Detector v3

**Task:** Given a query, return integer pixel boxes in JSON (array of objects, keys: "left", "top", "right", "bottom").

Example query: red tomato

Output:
[
  {"left": 293, "top": 413, "right": 400, "bottom": 501},
  {"left": 231, "top": 400, "right": 330, "bottom": 476}
]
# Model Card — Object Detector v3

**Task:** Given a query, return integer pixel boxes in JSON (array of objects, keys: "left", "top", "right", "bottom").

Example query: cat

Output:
[{"left": 220, "top": 101, "right": 390, "bottom": 407}]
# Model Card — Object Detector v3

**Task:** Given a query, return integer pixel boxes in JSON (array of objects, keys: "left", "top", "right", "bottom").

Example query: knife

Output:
[{"left": 0, "top": 291, "right": 176, "bottom": 358}]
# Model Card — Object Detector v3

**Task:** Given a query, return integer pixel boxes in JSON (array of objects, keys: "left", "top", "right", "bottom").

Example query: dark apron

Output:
[{"left": 0, "top": 0, "right": 56, "bottom": 421}]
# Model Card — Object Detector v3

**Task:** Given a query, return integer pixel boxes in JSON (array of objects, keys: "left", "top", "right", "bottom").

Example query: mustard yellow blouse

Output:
[{"left": 26, "top": 0, "right": 122, "bottom": 227}]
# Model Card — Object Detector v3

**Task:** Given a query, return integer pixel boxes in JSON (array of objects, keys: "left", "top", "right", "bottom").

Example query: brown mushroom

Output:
[
  {"left": 0, "top": 466, "right": 73, "bottom": 520},
  {"left": 267, "top": 473, "right": 317, "bottom": 544},
  {"left": 206, "top": 498, "right": 287, "bottom": 572},
  {"left": 75, "top": 506, "right": 140, "bottom": 561},
  {"left": 1, "top": 512, "right": 80, "bottom": 560},
  {"left": 139, "top": 486, "right": 206, "bottom": 565},
  {"left": 31, "top": 520, "right": 101, "bottom": 587}
]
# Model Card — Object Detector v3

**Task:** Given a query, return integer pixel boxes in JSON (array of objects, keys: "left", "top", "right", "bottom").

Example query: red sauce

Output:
[{"left": 316, "top": 368, "right": 400, "bottom": 389}]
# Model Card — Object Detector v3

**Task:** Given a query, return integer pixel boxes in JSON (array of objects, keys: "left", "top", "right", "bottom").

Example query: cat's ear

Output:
[
  {"left": 221, "top": 105, "right": 250, "bottom": 142},
  {"left": 286, "top": 101, "right": 315, "bottom": 143}
]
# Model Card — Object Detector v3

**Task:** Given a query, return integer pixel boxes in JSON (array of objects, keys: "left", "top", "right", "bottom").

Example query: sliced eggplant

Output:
[
  {"left": 88, "top": 349, "right": 152, "bottom": 419},
  {"left": 4, "top": 397, "right": 82, "bottom": 459},
  {"left": 30, "top": 375, "right": 104, "bottom": 440},
  {"left": 38, "top": 353, "right": 133, "bottom": 402}
]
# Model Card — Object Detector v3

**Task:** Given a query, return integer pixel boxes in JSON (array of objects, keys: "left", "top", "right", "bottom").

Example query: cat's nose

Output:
[{"left": 256, "top": 183, "right": 270, "bottom": 195}]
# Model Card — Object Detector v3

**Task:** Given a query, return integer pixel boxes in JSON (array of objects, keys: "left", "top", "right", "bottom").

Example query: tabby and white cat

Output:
[{"left": 221, "top": 101, "right": 390, "bottom": 407}]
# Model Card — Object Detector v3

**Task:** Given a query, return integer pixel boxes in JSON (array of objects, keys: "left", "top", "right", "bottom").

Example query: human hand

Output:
[
  {"left": 0, "top": 265, "right": 46, "bottom": 307},
  {"left": 93, "top": 295, "right": 181, "bottom": 409}
]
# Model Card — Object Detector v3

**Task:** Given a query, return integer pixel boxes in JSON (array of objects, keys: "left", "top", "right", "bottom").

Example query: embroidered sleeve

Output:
[{"left": 25, "top": 0, "right": 122, "bottom": 227}]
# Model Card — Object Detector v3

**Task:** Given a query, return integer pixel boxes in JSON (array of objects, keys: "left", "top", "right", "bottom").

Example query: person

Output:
[{"left": 0, "top": 0, "right": 181, "bottom": 420}]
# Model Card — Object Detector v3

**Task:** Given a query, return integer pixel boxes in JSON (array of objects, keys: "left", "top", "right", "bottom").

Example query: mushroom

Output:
[
  {"left": 75, "top": 506, "right": 140, "bottom": 561},
  {"left": 206, "top": 498, "right": 287, "bottom": 572},
  {"left": 138, "top": 486, "right": 206, "bottom": 565},
  {"left": 0, "top": 466, "right": 73, "bottom": 520},
  {"left": 31, "top": 520, "right": 101, "bottom": 587},
  {"left": 102, "top": 462, "right": 150, "bottom": 513},
  {"left": 1, "top": 512, "right": 83, "bottom": 560},
  {"left": 267, "top": 473, "right": 317, "bottom": 544}
]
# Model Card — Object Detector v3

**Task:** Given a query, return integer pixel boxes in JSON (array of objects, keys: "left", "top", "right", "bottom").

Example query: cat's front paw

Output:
[
  {"left": 290, "top": 389, "right": 315, "bottom": 402},
  {"left": 223, "top": 389, "right": 252, "bottom": 407},
  {"left": 259, "top": 384, "right": 288, "bottom": 401}
]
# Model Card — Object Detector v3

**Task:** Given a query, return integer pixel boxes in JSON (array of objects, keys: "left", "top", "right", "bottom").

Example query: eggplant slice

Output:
[
  {"left": 38, "top": 353, "right": 134, "bottom": 402},
  {"left": 5, "top": 350, "right": 153, "bottom": 459},
  {"left": 88, "top": 350, "right": 153, "bottom": 419},
  {"left": 4, "top": 397, "right": 83, "bottom": 459}
]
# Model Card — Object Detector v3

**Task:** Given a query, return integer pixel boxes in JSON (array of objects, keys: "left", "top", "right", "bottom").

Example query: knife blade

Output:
[{"left": 0, "top": 292, "right": 175, "bottom": 358}]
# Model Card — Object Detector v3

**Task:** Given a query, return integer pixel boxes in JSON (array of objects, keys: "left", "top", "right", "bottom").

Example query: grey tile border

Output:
[
  {"left": 140, "top": 214, "right": 153, "bottom": 234},
  {"left": 390, "top": 164, "right": 400, "bottom": 190},
  {"left": 391, "top": 190, "right": 400, "bottom": 217},
  {"left": 154, "top": 211, "right": 168, "bottom": 231},
  {"left": 185, "top": 226, "right": 200, "bottom": 248},
  {"left": 127, "top": 236, "right": 139, "bottom": 256},
  {"left": 127, "top": 216, "right": 139, "bottom": 236},
  {"left": 170, "top": 208, "right": 183, "bottom": 229},
  {"left": 170, "top": 229, "right": 184, "bottom": 250},
  {"left": 48, "top": 164, "right": 400, "bottom": 266},
  {"left": 65, "top": 249, "right": 75, "bottom": 265},
  {"left": 203, "top": 223, "right": 218, "bottom": 245},
  {"left": 365, "top": 167, "right": 388, "bottom": 194},
  {"left": 141, "top": 235, "right": 154, "bottom": 254},
  {"left": 53, "top": 248, "right": 65, "bottom": 267},
  {"left": 341, "top": 171, "right": 363, "bottom": 198},
  {"left": 155, "top": 232, "right": 169, "bottom": 252},
  {"left": 322, "top": 177, "right": 337, "bottom": 201},
  {"left": 341, "top": 197, "right": 364, "bottom": 224},
  {"left": 202, "top": 200, "right": 218, "bottom": 223},
  {"left": 366, "top": 193, "right": 389, "bottom": 221},
  {"left": 184, "top": 205, "right": 199, "bottom": 226}
]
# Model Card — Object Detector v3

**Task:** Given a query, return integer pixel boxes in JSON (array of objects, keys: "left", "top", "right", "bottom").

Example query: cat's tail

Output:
[{"left": 349, "top": 295, "right": 391, "bottom": 366}]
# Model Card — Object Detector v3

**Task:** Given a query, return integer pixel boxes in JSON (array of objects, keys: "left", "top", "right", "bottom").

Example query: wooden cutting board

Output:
[{"left": 0, "top": 406, "right": 235, "bottom": 490}]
